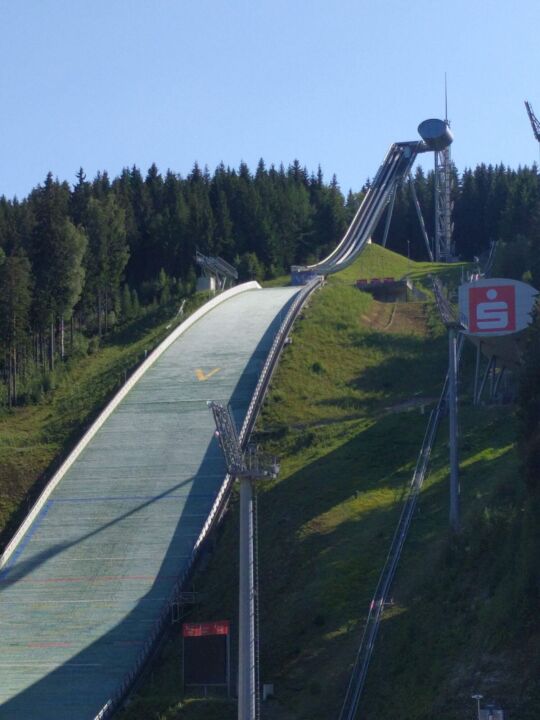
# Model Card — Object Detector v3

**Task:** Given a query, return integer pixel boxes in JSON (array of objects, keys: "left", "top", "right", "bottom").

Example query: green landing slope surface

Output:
[{"left": 0, "top": 286, "right": 299, "bottom": 720}]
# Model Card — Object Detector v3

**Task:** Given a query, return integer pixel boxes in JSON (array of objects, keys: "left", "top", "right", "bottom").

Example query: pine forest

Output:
[{"left": 1, "top": 159, "right": 540, "bottom": 412}]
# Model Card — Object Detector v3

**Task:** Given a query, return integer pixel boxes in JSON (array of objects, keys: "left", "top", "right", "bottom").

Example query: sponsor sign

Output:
[
  {"left": 182, "top": 620, "right": 229, "bottom": 637},
  {"left": 458, "top": 278, "right": 537, "bottom": 337},
  {"left": 182, "top": 620, "right": 230, "bottom": 687},
  {"left": 356, "top": 277, "right": 395, "bottom": 288}
]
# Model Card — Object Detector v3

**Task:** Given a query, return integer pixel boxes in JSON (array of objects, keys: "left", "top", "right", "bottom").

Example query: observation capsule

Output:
[{"left": 417, "top": 118, "right": 453, "bottom": 151}]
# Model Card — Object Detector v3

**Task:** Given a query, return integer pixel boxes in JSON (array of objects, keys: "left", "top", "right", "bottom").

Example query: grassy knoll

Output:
[
  {"left": 263, "top": 241, "right": 460, "bottom": 290},
  {"left": 0, "top": 296, "right": 207, "bottom": 551},
  {"left": 327, "top": 242, "right": 442, "bottom": 285},
  {"left": 123, "top": 246, "right": 516, "bottom": 720}
]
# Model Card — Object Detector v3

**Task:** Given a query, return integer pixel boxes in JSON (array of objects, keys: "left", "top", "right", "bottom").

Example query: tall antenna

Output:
[
  {"left": 434, "top": 74, "right": 454, "bottom": 261},
  {"left": 445, "top": 72, "right": 448, "bottom": 122}
]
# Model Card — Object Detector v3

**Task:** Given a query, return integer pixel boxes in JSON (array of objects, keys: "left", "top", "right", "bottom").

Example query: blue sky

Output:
[{"left": 1, "top": 0, "right": 539, "bottom": 199}]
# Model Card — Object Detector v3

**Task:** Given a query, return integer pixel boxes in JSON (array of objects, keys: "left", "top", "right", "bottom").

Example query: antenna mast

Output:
[
  {"left": 445, "top": 73, "right": 448, "bottom": 122},
  {"left": 434, "top": 74, "right": 454, "bottom": 261}
]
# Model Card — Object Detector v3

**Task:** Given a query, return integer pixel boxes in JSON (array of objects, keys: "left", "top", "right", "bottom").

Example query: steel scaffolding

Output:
[{"left": 434, "top": 141, "right": 453, "bottom": 262}]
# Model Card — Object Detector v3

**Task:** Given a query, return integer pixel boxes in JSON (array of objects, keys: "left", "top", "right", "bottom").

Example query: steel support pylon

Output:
[{"left": 434, "top": 142, "right": 453, "bottom": 262}]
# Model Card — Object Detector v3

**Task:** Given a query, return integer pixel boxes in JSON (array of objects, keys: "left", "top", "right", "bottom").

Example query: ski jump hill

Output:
[
  {"left": 0, "top": 118, "right": 453, "bottom": 720},
  {"left": 0, "top": 284, "right": 304, "bottom": 719}
]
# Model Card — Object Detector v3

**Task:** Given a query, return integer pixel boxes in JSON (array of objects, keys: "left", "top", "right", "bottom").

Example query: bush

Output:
[
  {"left": 88, "top": 337, "right": 100, "bottom": 355},
  {"left": 42, "top": 372, "right": 56, "bottom": 393},
  {"left": 69, "top": 333, "right": 90, "bottom": 359}
]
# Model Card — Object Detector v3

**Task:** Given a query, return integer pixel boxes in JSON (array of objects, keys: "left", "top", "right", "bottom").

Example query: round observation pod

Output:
[{"left": 417, "top": 118, "right": 453, "bottom": 151}]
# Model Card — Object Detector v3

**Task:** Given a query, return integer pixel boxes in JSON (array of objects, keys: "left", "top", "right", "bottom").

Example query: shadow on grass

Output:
[
  {"left": 250, "top": 406, "right": 518, "bottom": 719},
  {"left": 119, "top": 692, "right": 237, "bottom": 720},
  {"left": 246, "top": 412, "right": 432, "bottom": 718},
  {"left": 349, "top": 330, "right": 446, "bottom": 392},
  {"left": 360, "top": 445, "right": 526, "bottom": 720},
  {"left": 312, "top": 330, "right": 446, "bottom": 417},
  {"left": 170, "top": 407, "right": 517, "bottom": 720}
]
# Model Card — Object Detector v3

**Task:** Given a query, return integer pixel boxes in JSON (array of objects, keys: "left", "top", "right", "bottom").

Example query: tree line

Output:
[
  {"left": 0, "top": 161, "right": 353, "bottom": 407},
  {"left": 1, "top": 158, "right": 540, "bottom": 408},
  {"left": 375, "top": 162, "right": 540, "bottom": 280}
]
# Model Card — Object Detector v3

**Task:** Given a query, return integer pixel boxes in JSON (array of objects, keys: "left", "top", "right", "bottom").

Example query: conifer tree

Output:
[
  {"left": 0, "top": 251, "right": 32, "bottom": 405},
  {"left": 29, "top": 173, "right": 74, "bottom": 368},
  {"left": 84, "top": 196, "right": 129, "bottom": 334}
]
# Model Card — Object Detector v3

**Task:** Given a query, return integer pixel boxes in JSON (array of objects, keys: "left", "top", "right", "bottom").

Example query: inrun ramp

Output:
[{"left": 0, "top": 284, "right": 300, "bottom": 720}]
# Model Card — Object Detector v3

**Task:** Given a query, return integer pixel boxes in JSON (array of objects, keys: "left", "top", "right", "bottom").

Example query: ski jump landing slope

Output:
[{"left": 0, "top": 283, "right": 300, "bottom": 720}]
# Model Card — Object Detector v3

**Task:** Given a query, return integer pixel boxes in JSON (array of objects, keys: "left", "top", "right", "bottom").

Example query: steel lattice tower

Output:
[
  {"left": 434, "top": 141, "right": 453, "bottom": 261},
  {"left": 434, "top": 79, "right": 454, "bottom": 262}
]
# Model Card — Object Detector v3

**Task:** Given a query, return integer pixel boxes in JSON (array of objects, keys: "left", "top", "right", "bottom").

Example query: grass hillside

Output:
[
  {"left": 264, "top": 241, "right": 452, "bottom": 290},
  {"left": 327, "top": 241, "right": 443, "bottom": 285},
  {"left": 119, "top": 246, "right": 532, "bottom": 720}
]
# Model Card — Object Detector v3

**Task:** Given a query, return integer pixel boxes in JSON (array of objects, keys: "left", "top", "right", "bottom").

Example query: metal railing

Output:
[
  {"left": 193, "top": 277, "right": 322, "bottom": 557},
  {"left": 240, "top": 277, "right": 323, "bottom": 445},
  {"left": 338, "top": 334, "right": 465, "bottom": 720}
]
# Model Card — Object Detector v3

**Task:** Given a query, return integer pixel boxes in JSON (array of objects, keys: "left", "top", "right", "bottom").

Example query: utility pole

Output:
[
  {"left": 447, "top": 322, "right": 460, "bottom": 533},
  {"left": 208, "top": 401, "right": 279, "bottom": 720}
]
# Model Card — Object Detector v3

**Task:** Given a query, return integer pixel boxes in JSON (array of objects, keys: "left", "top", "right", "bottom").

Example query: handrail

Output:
[
  {"left": 240, "top": 277, "right": 323, "bottom": 446},
  {"left": 92, "top": 278, "right": 323, "bottom": 719}
]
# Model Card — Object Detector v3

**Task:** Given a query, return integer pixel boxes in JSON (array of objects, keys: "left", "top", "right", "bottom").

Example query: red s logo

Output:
[{"left": 469, "top": 286, "right": 516, "bottom": 333}]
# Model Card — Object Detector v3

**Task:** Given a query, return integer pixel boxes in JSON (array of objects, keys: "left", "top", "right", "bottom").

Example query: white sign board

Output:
[{"left": 458, "top": 278, "right": 537, "bottom": 337}]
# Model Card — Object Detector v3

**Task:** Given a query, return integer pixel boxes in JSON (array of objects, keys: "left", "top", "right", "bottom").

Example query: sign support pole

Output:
[
  {"left": 208, "top": 402, "right": 279, "bottom": 720},
  {"left": 448, "top": 326, "right": 460, "bottom": 533},
  {"left": 238, "top": 475, "right": 257, "bottom": 720},
  {"left": 473, "top": 341, "right": 481, "bottom": 405}
]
